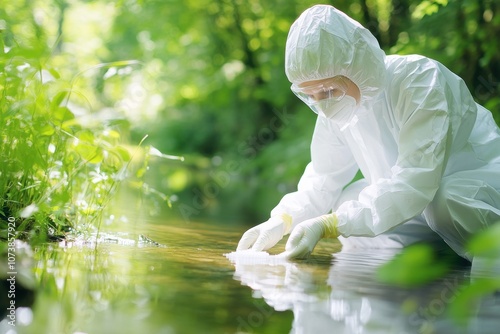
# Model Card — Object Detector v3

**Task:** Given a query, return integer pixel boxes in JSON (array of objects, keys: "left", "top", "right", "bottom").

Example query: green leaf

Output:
[
  {"left": 53, "top": 106, "right": 75, "bottom": 123},
  {"left": 376, "top": 244, "right": 450, "bottom": 287},
  {"left": 467, "top": 223, "right": 500, "bottom": 258},
  {"left": 114, "top": 145, "right": 131, "bottom": 162},
  {"left": 74, "top": 143, "right": 103, "bottom": 164},
  {"left": 47, "top": 67, "right": 61, "bottom": 80},
  {"left": 77, "top": 130, "right": 95, "bottom": 143},
  {"left": 51, "top": 91, "right": 69, "bottom": 108},
  {"left": 448, "top": 278, "right": 500, "bottom": 325},
  {"left": 40, "top": 125, "right": 55, "bottom": 136}
]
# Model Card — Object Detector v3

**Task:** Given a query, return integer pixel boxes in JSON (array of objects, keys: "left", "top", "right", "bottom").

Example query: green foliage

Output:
[
  {"left": 376, "top": 244, "right": 452, "bottom": 287},
  {"left": 466, "top": 222, "right": 500, "bottom": 258},
  {"left": 448, "top": 277, "right": 500, "bottom": 326},
  {"left": 0, "top": 51, "right": 132, "bottom": 239},
  {"left": 377, "top": 223, "right": 500, "bottom": 326},
  {"left": 0, "top": 1, "right": 174, "bottom": 241}
]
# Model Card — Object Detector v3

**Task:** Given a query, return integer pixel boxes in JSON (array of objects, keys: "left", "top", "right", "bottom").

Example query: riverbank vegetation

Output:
[{"left": 0, "top": 2, "right": 178, "bottom": 243}]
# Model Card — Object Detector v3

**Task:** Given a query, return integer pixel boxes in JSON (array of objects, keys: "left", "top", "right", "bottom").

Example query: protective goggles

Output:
[{"left": 290, "top": 76, "right": 349, "bottom": 109}]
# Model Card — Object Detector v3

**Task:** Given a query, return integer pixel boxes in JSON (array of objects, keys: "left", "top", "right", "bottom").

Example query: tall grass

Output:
[{"left": 0, "top": 27, "right": 170, "bottom": 243}]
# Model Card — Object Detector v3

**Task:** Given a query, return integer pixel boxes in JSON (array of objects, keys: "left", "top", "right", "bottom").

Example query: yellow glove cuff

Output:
[
  {"left": 320, "top": 213, "right": 339, "bottom": 238},
  {"left": 281, "top": 213, "right": 293, "bottom": 235}
]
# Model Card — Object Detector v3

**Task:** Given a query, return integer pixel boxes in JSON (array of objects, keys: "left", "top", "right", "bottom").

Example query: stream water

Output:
[{"left": 3, "top": 219, "right": 500, "bottom": 334}]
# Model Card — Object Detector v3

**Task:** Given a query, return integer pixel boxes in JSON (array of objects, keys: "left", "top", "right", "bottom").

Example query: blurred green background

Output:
[{"left": 3, "top": 0, "right": 499, "bottom": 227}]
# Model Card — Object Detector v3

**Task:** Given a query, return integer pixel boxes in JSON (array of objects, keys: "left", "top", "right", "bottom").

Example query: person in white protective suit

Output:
[{"left": 236, "top": 5, "right": 500, "bottom": 262}]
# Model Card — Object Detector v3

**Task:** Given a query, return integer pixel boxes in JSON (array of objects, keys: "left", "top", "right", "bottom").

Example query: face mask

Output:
[{"left": 312, "top": 95, "right": 357, "bottom": 121}]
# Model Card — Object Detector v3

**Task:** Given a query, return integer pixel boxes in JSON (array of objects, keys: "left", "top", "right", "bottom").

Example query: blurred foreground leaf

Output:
[
  {"left": 376, "top": 244, "right": 450, "bottom": 287},
  {"left": 467, "top": 223, "right": 500, "bottom": 258},
  {"left": 447, "top": 223, "right": 500, "bottom": 326},
  {"left": 448, "top": 278, "right": 500, "bottom": 326}
]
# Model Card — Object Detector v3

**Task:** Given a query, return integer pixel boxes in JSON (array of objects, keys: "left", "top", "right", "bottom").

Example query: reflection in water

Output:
[
  {"left": 227, "top": 248, "right": 500, "bottom": 334},
  {"left": 3, "top": 221, "right": 293, "bottom": 334},
  {"left": 2, "top": 221, "right": 499, "bottom": 333}
]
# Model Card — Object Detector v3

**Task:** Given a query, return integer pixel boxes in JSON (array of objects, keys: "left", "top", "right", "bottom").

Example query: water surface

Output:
[{"left": 5, "top": 220, "right": 500, "bottom": 334}]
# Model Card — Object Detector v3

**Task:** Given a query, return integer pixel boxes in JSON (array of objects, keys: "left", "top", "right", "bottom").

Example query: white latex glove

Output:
[
  {"left": 283, "top": 213, "right": 338, "bottom": 259},
  {"left": 237, "top": 214, "right": 293, "bottom": 251}
]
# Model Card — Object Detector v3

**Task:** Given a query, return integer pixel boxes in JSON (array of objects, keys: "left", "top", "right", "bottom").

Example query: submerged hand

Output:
[
  {"left": 237, "top": 214, "right": 293, "bottom": 252},
  {"left": 284, "top": 214, "right": 338, "bottom": 259}
]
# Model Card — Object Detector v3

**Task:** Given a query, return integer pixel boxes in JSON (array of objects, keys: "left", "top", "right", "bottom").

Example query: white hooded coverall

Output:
[{"left": 271, "top": 5, "right": 500, "bottom": 260}]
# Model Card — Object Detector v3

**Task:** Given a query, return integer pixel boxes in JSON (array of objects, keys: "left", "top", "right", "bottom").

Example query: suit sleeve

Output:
[{"left": 271, "top": 116, "right": 358, "bottom": 227}]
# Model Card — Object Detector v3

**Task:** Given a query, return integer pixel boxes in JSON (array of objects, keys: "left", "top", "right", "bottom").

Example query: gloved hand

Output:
[
  {"left": 237, "top": 213, "right": 293, "bottom": 251},
  {"left": 283, "top": 213, "right": 338, "bottom": 259}
]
